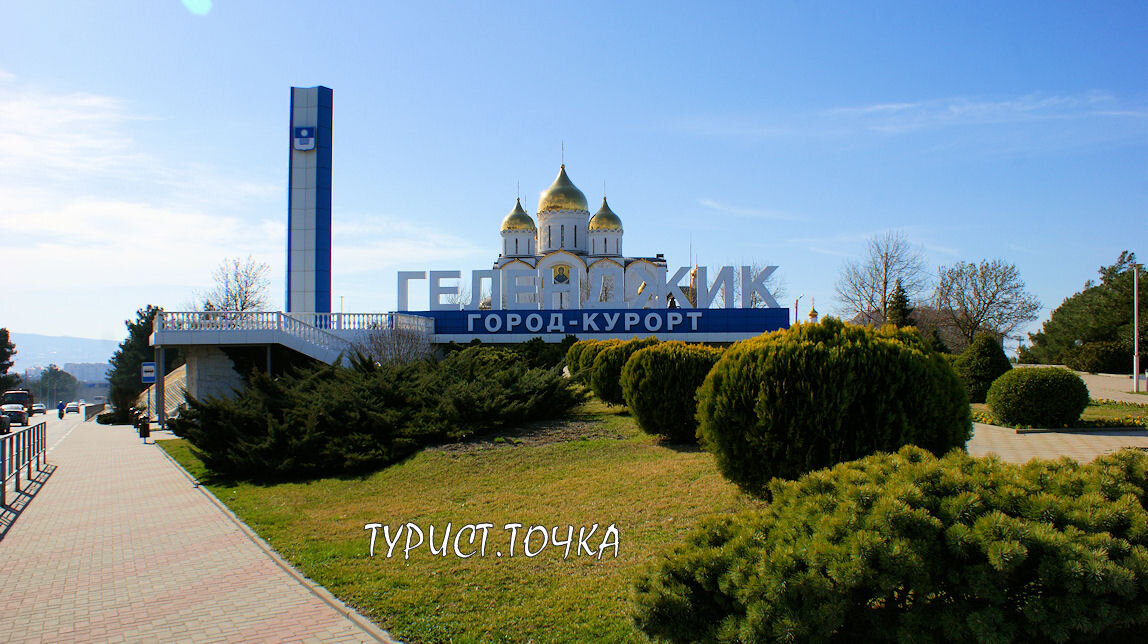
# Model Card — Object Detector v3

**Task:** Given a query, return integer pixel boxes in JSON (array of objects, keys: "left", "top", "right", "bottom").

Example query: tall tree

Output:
[
  {"left": 201, "top": 256, "right": 270, "bottom": 311},
  {"left": 31, "top": 364, "right": 79, "bottom": 404},
  {"left": 0, "top": 328, "right": 18, "bottom": 390},
  {"left": 885, "top": 279, "right": 914, "bottom": 328},
  {"left": 1026, "top": 251, "right": 1145, "bottom": 364},
  {"left": 935, "top": 259, "right": 1041, "bottom": 346},
  {"left": 835, "top": 231, "right": 929, "bottom": 324},
  {"left": 106, "top": 305, "right": 161, "bottom": 421}
]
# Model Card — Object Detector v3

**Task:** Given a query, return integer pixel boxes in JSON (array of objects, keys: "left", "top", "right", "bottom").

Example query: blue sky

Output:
[{"left": 2, "top": 1, "right": 1145, "bottom": 352}]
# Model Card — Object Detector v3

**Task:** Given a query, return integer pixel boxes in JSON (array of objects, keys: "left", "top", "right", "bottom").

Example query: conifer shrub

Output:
[
  {"left": 633, "top": 446, "right": 1148, "bottom": 643},
  {"left": 1064, "top": 340, "right": 1129, "bottom": 374},
  {"left": 695, "top": 318, "right": 970, "bottom": 497},
  {"left": 620, "top": 342, "right": 724, "bottom": 441},
  {"left": 169, "top": 347, "right": 585, "bottom": 481},
  {"left": 590, "top": 337, "right": 659, "bottom": 405},
  {"left": 954, "top": 333, "right": 1012, "bottom": 403},
  {"left": 577, "top": 339, "right": 620, "bottom": 382},
  {"left": 986, "top": 367, "right": 1089, "bottom": 428},
  {"left": 565, "top": 340, "right": 591, "bottom": 377}
]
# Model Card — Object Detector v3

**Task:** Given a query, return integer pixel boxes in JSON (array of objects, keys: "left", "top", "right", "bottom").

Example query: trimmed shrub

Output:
[
  {"left": 169, "top": 348, "right": 586, "bottom": 481},
  {"left": 986, "top": 367, "right": 1089, "bottom": 427},
  {"left": 633, "top": 446, "right": 1148, "bottom": 643},
  {"left": 954, "top": 333, "right": 1012, "bottom": 403},
  {"left": 620, "top": 342, "right": 724, "bottom": 441},
  {"left": 696, "top": 317, "right": 970, "bottom": 497},
  {"left": 589, "top": 337, "right": 659, "bottom": 405},
  {"left": 1064, "top": 340, "right": 1130, "bottom": 374},
  {"left": 577, "top": 339, "right": 620, "bottom": 381},
  {"left": 565, "top": 340, "right": 592, "bottom": 377}
]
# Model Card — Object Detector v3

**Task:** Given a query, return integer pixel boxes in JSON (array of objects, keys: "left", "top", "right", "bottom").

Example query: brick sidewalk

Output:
[{"left": 0, "top": 422, "right": 393, "bottom": 643}]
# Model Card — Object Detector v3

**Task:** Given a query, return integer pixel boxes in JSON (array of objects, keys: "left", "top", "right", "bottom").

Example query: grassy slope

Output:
[{"left": 160, "top": 402, "right": 762, "bottom": 643}]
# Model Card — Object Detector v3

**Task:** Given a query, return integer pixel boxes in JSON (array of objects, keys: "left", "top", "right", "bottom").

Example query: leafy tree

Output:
[
  {"left": 105, "top": 305, "right": 161, "bottom": 422},
  {"left": 1027, "top": 251, "right": 1146, "bottom": 365},
  {"left": 954, "top": 333, "right": 1012, "bottom": 403},
  {"left": 885, "top": 278, "right": 913, "bottom": 328},
  {"left": 29, "top": 365, "right": 79, "bottom": 404},
  {"left": 0, "top": 328, "right": 18, "bottom": 390},
  {"left": 935, "top": 259, "right": 1041, "bottom": 346}
]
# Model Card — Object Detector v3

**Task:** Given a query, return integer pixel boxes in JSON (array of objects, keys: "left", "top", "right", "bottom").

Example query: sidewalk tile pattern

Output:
[{"left": 0, "top": 423, "right": 385, "bottom": 642}]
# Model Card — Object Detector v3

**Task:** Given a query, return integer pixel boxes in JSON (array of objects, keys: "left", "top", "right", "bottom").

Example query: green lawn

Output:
[
  {"left": 971, "top": 399, "right": 1148, "bottom": 430},
  {"left": 159, "top": 402, "right": 762, "bottom": 643}
]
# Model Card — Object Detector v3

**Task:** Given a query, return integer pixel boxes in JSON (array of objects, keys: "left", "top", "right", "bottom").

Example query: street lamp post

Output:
[{"left": 794, "top": 294, "right": 804, "bottom": 326}]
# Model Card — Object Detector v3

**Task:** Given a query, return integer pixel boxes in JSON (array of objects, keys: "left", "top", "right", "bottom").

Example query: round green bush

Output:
[
  {"left": 620, "top": 342, "right": 724, "bottom": 441},
  {"left": 1064, "top": 341, "right": 1130, "bottom": 374},
  {"left": 986, "top": 367, "right": 1089, "bottom": 427},
  {"left": 633, "top": 446, "right": 1148, "bottom": 643},
  {"left": 565, "top": 340, "right": 591, "bottom": 377},
  {"left": 590, "top": 337, "right": 659, "bottom": 405},
  {"left": 696, "top": 317, "right": 970, "bottom": 497},
  {"left": 577, "top": 339, "right": 619, "bottom": 381},
  {"left": 955, "top": 333, "right": 1012, "bottom": 403}
]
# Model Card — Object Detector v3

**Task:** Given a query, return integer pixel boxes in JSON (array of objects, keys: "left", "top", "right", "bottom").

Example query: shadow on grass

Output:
[{"left": 0, "top": 463, "right": 57, "bottom": 542}]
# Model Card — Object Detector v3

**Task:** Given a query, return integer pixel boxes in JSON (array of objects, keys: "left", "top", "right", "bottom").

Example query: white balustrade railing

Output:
[{"left": 154, "top": 311, "right": 435, "bottom": 360}]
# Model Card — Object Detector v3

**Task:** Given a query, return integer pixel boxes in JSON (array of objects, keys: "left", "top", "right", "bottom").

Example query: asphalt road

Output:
[{"left": 6, "top": 407, "right": 91, "bottom": 454}]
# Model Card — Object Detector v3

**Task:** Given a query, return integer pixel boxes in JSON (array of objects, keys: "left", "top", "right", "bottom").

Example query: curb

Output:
[{"left": 152, "top": 440, "right": 400, "bottom": 643}]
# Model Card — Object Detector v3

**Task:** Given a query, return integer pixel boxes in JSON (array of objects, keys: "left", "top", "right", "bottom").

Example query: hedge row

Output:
[
  {"left": 633, "top": 446, "right": 1148, "bottom": 642},
  {"left": 169, "top": 346, "right": 586, "bottom": 481}
]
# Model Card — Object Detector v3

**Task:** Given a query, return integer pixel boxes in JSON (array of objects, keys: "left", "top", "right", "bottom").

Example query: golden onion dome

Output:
[
  {"left": 588, "top": 197, "right": 623, "bottom": 232},
  {"left": 500, "top": 198, "right": 536, "bottom": 232},
  {"left": 537, "top": 164, "right": 588, "bottom": 213}
]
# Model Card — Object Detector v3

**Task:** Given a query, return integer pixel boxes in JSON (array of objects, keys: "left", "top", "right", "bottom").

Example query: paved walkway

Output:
[
  {"left": 967, "top": 370, "right": 1148, "bottom": 465},
  {"left": 0, "top": 422, "right": 393, "bottom": 643}
]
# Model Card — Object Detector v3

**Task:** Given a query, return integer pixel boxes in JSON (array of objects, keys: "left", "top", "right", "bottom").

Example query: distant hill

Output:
[{"left": 8, "top": 332, "right": 119, "bottom": 375}]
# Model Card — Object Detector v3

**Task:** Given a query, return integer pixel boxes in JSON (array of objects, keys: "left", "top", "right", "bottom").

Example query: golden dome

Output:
[
  {"left": 588, "top": 197, "right": 623, "bottom": 232},
  {"left": 537, "top": 164, "right": 588, "bottom": 213},
  {"left": 500, "top": 198, "right": 536, "bottom": 232}
]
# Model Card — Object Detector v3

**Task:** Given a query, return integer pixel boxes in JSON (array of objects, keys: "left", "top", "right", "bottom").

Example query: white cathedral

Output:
[{"left": 494, "top": 165, "right": 668, "bottom": 308}]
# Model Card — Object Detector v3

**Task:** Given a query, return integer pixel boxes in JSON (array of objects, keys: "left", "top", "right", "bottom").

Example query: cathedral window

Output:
[
  {"left": 515, "top": 239, "right": 519, "bottom": 255},
  {"left": 561, "top": 225, "right": 565, "bottom": 248}
]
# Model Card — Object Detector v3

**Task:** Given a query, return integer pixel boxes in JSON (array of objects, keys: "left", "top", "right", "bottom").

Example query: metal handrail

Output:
[{"left": 1, "top": 421, "right": 47, "bottom": 506}]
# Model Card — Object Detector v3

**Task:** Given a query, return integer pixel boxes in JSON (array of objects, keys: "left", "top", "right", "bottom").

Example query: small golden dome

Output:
[
  {"left": 537, "top": 164, "right": 588, "bottom": 213},
  {"left": 588, "top": 197, "right": 623, "bottom": 232},
  {"left": 500, "top": 198, "right": 536, "bottom": 232}
]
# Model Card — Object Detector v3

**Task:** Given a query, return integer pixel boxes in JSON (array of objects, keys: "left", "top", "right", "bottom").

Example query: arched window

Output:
[{"left": 515, "top": 239, "right": 519, "bottom": 255}]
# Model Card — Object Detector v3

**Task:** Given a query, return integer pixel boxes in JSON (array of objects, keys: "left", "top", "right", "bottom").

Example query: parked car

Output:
[
  {"left": 2, "top": 403, "right": 29, "bottom": 426},
  {"left": 32, "top": 402, "right": 47, "bottom": 415},
  {"left": 65, "top": 401, "right": 80, "bottom": 414}
]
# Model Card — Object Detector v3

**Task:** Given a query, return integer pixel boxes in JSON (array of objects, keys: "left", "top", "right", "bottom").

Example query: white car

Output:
[
  {"left": 65, "top": 401, "right": 80, "bottom": 414},
  {"left": 32, "top": 402, "right": 47, "bottom": 415}
]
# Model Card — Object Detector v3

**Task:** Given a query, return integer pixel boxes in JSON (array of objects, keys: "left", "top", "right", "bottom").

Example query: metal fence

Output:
[{"left": 1, "top": 421, "right": 47, "bottom": 506}]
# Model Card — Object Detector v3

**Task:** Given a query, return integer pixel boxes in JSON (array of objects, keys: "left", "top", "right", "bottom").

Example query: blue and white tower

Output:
[{"left": 286, "top": 86, "right": 333, "bottom": 313}]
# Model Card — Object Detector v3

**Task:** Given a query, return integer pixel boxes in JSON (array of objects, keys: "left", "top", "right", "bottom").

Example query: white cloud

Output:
[{"left": 697, "top": 198, "right": 801, "bottom": 221}]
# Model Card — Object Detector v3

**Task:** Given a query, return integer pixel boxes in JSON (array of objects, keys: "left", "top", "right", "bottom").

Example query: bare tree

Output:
[
  {"left": 935, "top": 259, "right": 1041, "bottom": 346},
  {"left": 200, "top": 256, "right": 271, "bottom": 312},
  {"left": 356, "top": 324, "right": 433, "bottom": 364},
  {"left": 835, "top": 231, "right": 929, "bottom": 324}
]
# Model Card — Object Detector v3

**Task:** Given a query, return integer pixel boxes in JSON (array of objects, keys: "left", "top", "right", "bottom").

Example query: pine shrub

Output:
[
  {"left": 633, "top": 446, "right": 1148, "bottom": 643},
  {"left": 169, "top": 348, "right": 585, "bottom": 481},
  {"left": 954, "top": 334, "right": 1012, "bottom": 403},
  {"left": 589, "top": 337, "right": 659, "bottom": 405},
  {"left": 986, "top": 367, "right": 1089, "bottom": 428},
  {"left": 695, "top": 318, "right": 970, "bottom": 497},
  {"left": 1064, "top": 341, "right": 1130, "bottom": 374},
  {"left": 620, "top": 342, "right": 724, "bottom": 442}
]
